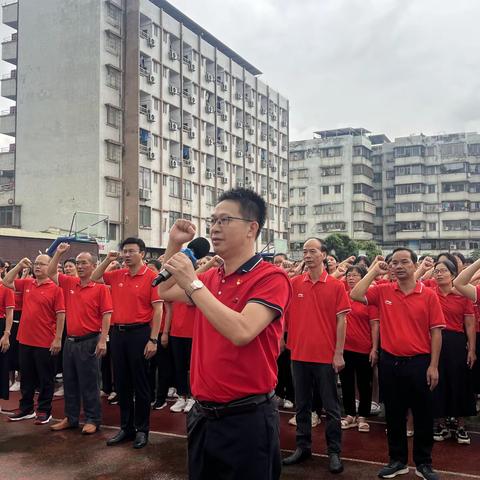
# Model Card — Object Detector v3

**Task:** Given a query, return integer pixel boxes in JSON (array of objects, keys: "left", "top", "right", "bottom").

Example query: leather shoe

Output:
[
  {"left": 329, "top": 453, "right": 344, "bottom": 474},
  {"left": 82, "top": 423, "right": 98, "bottom": 435},
  {"left": 50, "top": 417, "right": 77, "bottom": 431},
  {"left": 282, "top": 448, "right": 312, "bottom": 466},
  {"left": 133, "top": 431, "right": 148, "bottom": 449},
  {"left": 106, "top": 429, "right": 135, "bottom": 446}
]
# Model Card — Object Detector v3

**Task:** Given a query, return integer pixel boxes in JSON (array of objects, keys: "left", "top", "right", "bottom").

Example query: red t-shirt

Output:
[
  {"left": 103, "top": 265, "right": 161, "bottom": 324},
  {"left": 344, "top": 301, "right": 379, "bottom": 354},
  {"left": 15, "top": 278, "right": 65, "bottom": 348},
  {"left": 365, "top": 281, "right": 446, "bottom": 356},
  {"left": 287, "top": 270, "right": 351, "bottom": 363},
  {"left": 474, "top": 302, "right": 480, "bottom": 333},
  {"left": 14, "top": 290, "right": 23, "bottom": 311},
  {"left": 191, "top": 255, "right": 292, "bottom": 403},
  {"left": 0, "top": 284, "right": 15, "bottom": 318},
  {"left": 58, "top": 274, "right": 113, "bottom": 337},
  {"left": 170, "top": 301, "right": 195, "bottom": 338}
]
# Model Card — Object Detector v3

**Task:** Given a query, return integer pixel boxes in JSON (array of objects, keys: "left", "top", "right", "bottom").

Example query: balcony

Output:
[
  {"left": 2, "top": 2, "right": 18, "bottom": 29},
  {"left": 2, "top": 34, "right": 17, "bottom": 65},
  {"left": 1, "top": 72, "right": 16, "bottom": 100},
  {"left": 0, "top": 108, "right": 15, "bottom": 137},
  {"left": 0, "top": 146, "right": 15, "bottom": 171}
]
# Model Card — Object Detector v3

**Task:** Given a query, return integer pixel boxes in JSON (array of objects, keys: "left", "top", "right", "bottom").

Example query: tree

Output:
[
  {"left": 324, "top": 234, "right": 359, "bottom": 261},
  {"left": 471, "top": 249, "right": 480, "bottom": 261},
  {"left": 356, "top": 240, "right": 383, "bottom": 262}
]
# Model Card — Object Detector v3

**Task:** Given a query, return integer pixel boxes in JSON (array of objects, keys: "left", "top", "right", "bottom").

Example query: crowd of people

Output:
[{"left": 0, "top": 187, "right": 479, "bottom": 480}]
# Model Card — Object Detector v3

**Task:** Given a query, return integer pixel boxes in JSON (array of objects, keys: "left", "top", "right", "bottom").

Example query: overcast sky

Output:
[{"left": 1, "top": 0, "right": 479, "bottom": 145}]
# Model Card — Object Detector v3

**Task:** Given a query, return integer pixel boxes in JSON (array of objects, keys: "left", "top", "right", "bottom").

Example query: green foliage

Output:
[
  {"left": 324, "top": 234, "right": 382, "bottom": 262},
  {"left": 356, "top": 240, "right": 383, "bottom": 262},
  {"left": 471, "top": 249, "right": 480, "bottom": 261}
]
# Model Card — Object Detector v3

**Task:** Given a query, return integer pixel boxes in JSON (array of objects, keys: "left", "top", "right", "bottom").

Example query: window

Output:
[
  {"left": 299, "top": 224, "right": 306, "bottom": 234},
  {"left": 396, "top": 202, "right": 423, "bottom": 213},
  {"left": 443, "top": 220, "right": 469, "bottom": 231},
  {"left": 353, "top": 221, "right": 374, "bottom": 233},
  {"left": 429, "top": 223, "right": 437, "bottom": 231},
  {"left": 468, "top": 144, "right": 480, "bottom": 156},
  {"left": 139, "top": 167, "right": 151, "bottom": 190},
  {"left": 394, "top": 145, "right": 426, "bottom": 158},
  {"left": 440, "top": 162, "right": 467, "bottom": 174},
  {"left": 353, "top": 183, "right": 373, "bottom": 196},
  {"left": 105, "top": 31, "right": 121, "bottom": 56},
  {"left": 139, "top": 206, "right": 151, "bottom": 228},
  {"left": 334, "top": 185, "right": 342, "bottom": 194},
  {"left": 353, "top": 146, "right": 371, "bottom": 159},
  {"left": 319, "top": 166, "right": 342, "bottom": 176},
  {"left": 106, "top": 65, "right": 121, "bottom": 90},
  {"left": 105, "top": 178, "right": 121, "bottom": 197},
  {"left": 106, "top": 2, "right": 121, "bottom": 27},
  {"left": 108, "top": 222, "right": 119, "bottom": 241},
  {"left": 183, "top": 180, "right": 192, "bottom": 200},
  {"left": 0, "top": 205, "right": 20, "bottom": 227},
  {"left": 428, "top": 184, "right": 436, "bottom": 193},
  {"left": 386, "top": 188, "right": 395, "bottom": 198},
  {"left": 298, "top": 206, "right": 306, "bottom": 215},
  {"left": 169, "top": 211, "right": 181, "bottom": 228},
  {"left": 396, "top": 222, "right": 425, "bottom": 231},
  {"left": 206, "top": 186, "right": 215, "bottom": 205},
  {"left": 395, "top": 164, "right": 424, "bottom": 176},
  {"left": 169, "top": 176, "right": 181, "bottom": 197},
  {"left": 106, "top": 104, "right": 121, "bottom": 128},
  {"left": 395, "top": 184, "right": 425, "bottom": 195},
  {"left": 299, "top": 188, "right": 306, "bottom": 197},
  {"left": 441, "top": 201, "right": 469, "bottom": 212},
  {"left": 439, "top": 143, "right": 465, "bottom": 157},
  {"left": 316, "top": 222, "right": 346, "bottom": 233},
  {"left": 441, "top": 182, "right": 466, "bottom": 193},
  {"left": 314, "top": 203, "right": 343, "bottom": 214},
  {"left": 322, "top": 186, "right": 329, "bottom": 195},
  {"left": 105, "top": 140, "right": 122, "bottom": 163}
]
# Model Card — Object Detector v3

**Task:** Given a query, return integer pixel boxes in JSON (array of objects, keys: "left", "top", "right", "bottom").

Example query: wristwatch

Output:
[
  {"left": 185, "top": 279, "right": 204, "bottom": 297},
  {"left": 149, "top": 338, "right": 158, "bottom": 344}
]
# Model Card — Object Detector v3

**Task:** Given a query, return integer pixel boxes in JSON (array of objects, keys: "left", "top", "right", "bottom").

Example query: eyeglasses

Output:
[
  {"left": 206, "top": 216, "right": 255, "bottom": 227},
  {"left": 433, "top": 268, "right": 450, "bottom": 275}
]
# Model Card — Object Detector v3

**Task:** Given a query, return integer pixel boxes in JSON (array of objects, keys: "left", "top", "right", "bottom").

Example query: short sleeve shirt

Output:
[
  {"left": 170, "top": 301, "right": 195, "bottom": 338},
  {"left": 344, "top": 301, "right": 379, "bottom": 354},
  {"left": 0, "top": 284, "right": 15, "bottom": 318}
]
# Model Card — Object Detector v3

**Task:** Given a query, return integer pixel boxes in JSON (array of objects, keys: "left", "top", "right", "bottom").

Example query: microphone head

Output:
[{"left": 187, "top": 237, "right": 211, "bottom": 260}]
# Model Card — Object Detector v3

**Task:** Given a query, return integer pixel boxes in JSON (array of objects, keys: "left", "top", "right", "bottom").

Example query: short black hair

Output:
[
  {"left": 464, "top": 257, "right": 475, "bottom": 265},
  {"left": 148, "top": 259, "right": 162, "bottom": 271},
  {"left": 64, "top": 258, "right": 76, "bottom": 267},
  {"left": 452, "top": 252, "right": 466, "bottom": 265},
  {"left": 391, "top": 247, "right": 418, "bottom": 263},
  {"left": 217, "top": 188, "right": 266, "bottom": 239},
  {"left": 346, "top": 264, "right": 368, "bottom": 278},
  {"left": 385, "top": 253, "right": 393, "bottom": 264},
  {"left": 304, "top": 237, "right": 328, "bottom": 253},
  {"left": 274, "top": 253, "right": 288, "bottom": 260},
  {"left": 327, "top": 254, "right": 339, "bottom": 262},
  {"left": 436, "top": 252, "right": 458, "bottom": 268},
  {"left": 355, "top": 255, "right": 371, "bottom": 268},
  {"left": 120, "top": 237, "right": 146, "bottom": 252}
]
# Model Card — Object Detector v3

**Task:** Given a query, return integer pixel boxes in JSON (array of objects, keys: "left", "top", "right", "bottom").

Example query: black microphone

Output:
[{"left": 152, "top": 237, "right": 211, "bottom": 287}]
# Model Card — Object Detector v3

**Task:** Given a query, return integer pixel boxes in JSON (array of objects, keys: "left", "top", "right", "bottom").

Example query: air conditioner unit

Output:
[
  {"left": 148, "top": 150, "right": 155, "bottom": 160},
  {"left": 189, "top": 63, "right": 196, "bottom": 72},
  {"left": 147, "top": 112, "right": 155, "bottom": 122},
  {"left": 261, "top": 160, "right": 267, "bottom": 168},
  {"left": 139, "top": 188, "right": 151, "bottom": 200},
  {"left": 260, "top": 107, "right": 267, "bottom": 114},
  {"left": 206, "top": 105, "right": 214, "bottom": 113},
  {"left": 188, "top": 130, "right": 196, "bottom": 139},
  {"left": 148, "top": 37, "right": 155, "bottom": 47},
  {"left": 169, "top": 121, "right": 178, "bottom": 131},
  {"left": 183, "top": 159, "right": 192, "bottom": 166},
  {"left": 283, "top": 221, "right": 289, "bottom": 229},
  {"left": 271, "top": 166, "right": 277, "bottom": 172},
  {"left": 247, "top": 155, "right": 254, "bottom": 163},
  {"left": 271, "top": 140, "right": 277, "bottom": 146},
  {"left": 147, "top": 75, "right": 155, "bottom": 84},
  {"left": 271, "top": 114, "right": 277, "bottom": 121},
  {"left": 169, "top": 159, "right": 178, "bottom": 168},
  {"left": 206, "top": 136, "right": 213, "bottom": 145},
  {"left": 169, "top": 50, "right": 179, "bottom": 60},
  {"left": 206, "top": 170, "right": 213, "bottom": 179},
  {"left": 221, "top": 145, "right": 228, "bottom": 152},
  {"left": 188, "top": 166, "right": 196, "bottom": 174},
  {"left": 261, "top": 188, "right": 267, "bottom": 196},
  {"left": 281, "top": 170, "right": 287, "bottom": 177},
  {"left": 217, "top": 168, "right": 224, "bottom": 176},
  {"left": 221, "top": 83, "right": 227, "bottom": 91},
  {"left": 281, "top": 120, "right": 288, "bottom": 127},
  {"left": 282, "top": 195, "right": 287, "bottom": 202},
  {"left": 220, "top": 113, "right": 228, "bottom": 121},
  {"left": 221, "top": 177, "right": 228, "bottom": 184},
  {"left": 236, "top": 150, "right": 243, "bottom": 158},
  {"left": 261, "top": 134, "right": 267, "bottom": 141},
  {"left": 205, "top": 72, "right": 214, "bottom": 82},
  {"left": 248, "top": 100, "right": 254, "bottom": 107},
  {"left": 282, "top": 145, "right": 287, "bottom": 151},
  {"left": 169, "top": 85, "right": 178, "bottom": 95},
  {"left": 188, "top": 96, "right": 196, "bottom": 104},
  {"left": 237, "top": 181, "right": 244, "bottom": 187},
  {"left": 248, "top": 128, "right": 254, "bottom": 135},
  {"left": 245, "top": 178, "right": 252, "bottom": 184},
  {"left": 235, "top": 93, "right": 243, "bottom": 100},
  {"left": 272, "top": 192, "right": 277, "bottom": 199},
  {"left": 235, "top": 121, "right": 243, "bottom": 128}
]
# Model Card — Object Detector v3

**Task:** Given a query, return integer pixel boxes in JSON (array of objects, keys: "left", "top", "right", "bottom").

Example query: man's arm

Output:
[
  {"left": 91, "top": 251, "right": 120, "bottom": 284},
  {"left": 369, "top": 320, "right": 380, "bottom": 366},
  {"left": 350, "top": 261, "right": 388, "bottom": 303},
  {"left": 50, "top": 312, "right": 65, "bottom": 355},
  {"left": 95, "top": 312, "right": 111, "bottom": 357},
  {"left": 160, "top": 301, "right": 172, "bottom": 348},
  {"left": 144, "top": 301, "right": 162, "bottom": 359},
  {"left": 47, "top": 242, "right": 71, "bottom": 284},
  {"left": 333, "top": 312, "right": 346, "bottom": 372},
  {"left": 3, "top": 258, "right": 31, "bottom": 289},
  {"left": 426, "top": 327, "right": 442, "bottom": 390},
  {"left": 453, "top": 258, "right": 480, "bottom": 301}
]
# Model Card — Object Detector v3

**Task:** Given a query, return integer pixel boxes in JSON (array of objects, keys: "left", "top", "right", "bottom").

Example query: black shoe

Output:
[
  {"left": 282, "top": 448, "right": 312, "bottom": 466},
  {"left": 329, "top": 453, "right": 344, "bottom": 474},
  {"left": 378, "top": 461, "right": 409, "bottom": 478},
  {"left": 133, "top": 431, "right": 148, "bottom": 449},
  {"left": 415, "top": 464, "right": 439, "bottom": 480},
  {"left": 106, "top": 429, "right": 136, "bottom": 446}
]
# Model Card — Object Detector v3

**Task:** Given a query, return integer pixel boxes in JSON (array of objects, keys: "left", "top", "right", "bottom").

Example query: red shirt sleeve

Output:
[
  {"left": 151, "top": 284, "right": 161, "bottom": 304},
  {"left": 368, "top": 304, "right": 379, "bottom": 321},
  {"left": 246, "top": 271, "right": 292, "bottom": 318},
  {"left": 14, "top": 278, "right": 30, "bottom": 292},
  {"left": 427, "top": 291, "right": 446, "bottom": 329},
  {"left": 365, "top": 284, "right": 380, "bottom": 306},
  {"left": 102, "top": 270, "right": 119, "bottom": 286},
  {"left": 464, "top": 298, "right": 475, "bottom": 316},
  {"left": 54, "top": 286, "right": 66, "bottom": 313},
  {"left": 57, "top": 273, "right": 74, "bottom": 289},
  {"left": 335, "top": 281, "right": 351, "bottom": 315}
]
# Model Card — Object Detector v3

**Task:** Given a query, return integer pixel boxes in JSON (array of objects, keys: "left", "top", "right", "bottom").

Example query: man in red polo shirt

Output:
[
  {"left": 351, "top": 248, "right": 445, "bottom": 480},
  {"left": 158, "top": 188, "right": 292, "bottom": 480},
  {"left": 46, "top": 242, "right": 113, "bottom": 434},
  {"left": 91, "top": 237, "right": 162, "bottom": 449},
  {"left": 3, "top": 255, "right": 65, "bottom": 424},
  {"left": 282, "top": 238, "right": 350, "bottom": 474}
]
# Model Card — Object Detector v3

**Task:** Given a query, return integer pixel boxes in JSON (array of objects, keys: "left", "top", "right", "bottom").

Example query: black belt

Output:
[
  {"left": 66, "top": 332, "right": 99, "bottom": 343},
  {"left": 197, "top": 390, "right": 275, "bottom": 419},
  {"left": 113, "top": 323, "right": 149, "bottom": 332},
  {"left": 382, "top": 351, "right": 430, "bottom": 363}
]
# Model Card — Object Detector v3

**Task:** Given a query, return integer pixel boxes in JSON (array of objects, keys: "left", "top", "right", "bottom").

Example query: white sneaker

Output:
[
  {"left": 283, "top": 399, "right": 294, "bottom": 409},
  {"left": 288, "top": 415, "right": 297, "bottom": 426},
  {"left": 168, "top": 387, "right": 178, "bottom": 399},
  {"left": 53, "top": 386, "right": 64, "bottom": 397},
  {"left": 9, "top": 381, "right": 20, "bottom": 392},
  {"left": 183, "top": 398, "right": 195, "bottom": 413},
  {"left": 107, "top": 391, "right": 117, "bottom": 402},
  {"left": 312, "top": 412, "right": 320, "bottom": 427},
  {"left": 170, "top": 397, "right": 187, "bottom": 413}
]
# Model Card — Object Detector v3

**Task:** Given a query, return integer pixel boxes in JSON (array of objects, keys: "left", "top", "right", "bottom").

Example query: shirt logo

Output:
[
  {"left": 25, "top": 289, "right": 30, "bottom": 293},
  {"left": 70, "top": 290, "right": 75, "bottom": 295},
  {"left": 118, "top": 283, "right": 124, "bottom": 288},
  {"left": 297, "top": 293, "right": 304, "bottom": 298},
  {"left": 385, "top": 300, "right": 392, "bottom": 305}
]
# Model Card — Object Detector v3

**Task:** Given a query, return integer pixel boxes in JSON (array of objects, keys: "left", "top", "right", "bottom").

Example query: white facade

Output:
[{"left": 0, "top": 0, "right": 289, "bottom": 252}]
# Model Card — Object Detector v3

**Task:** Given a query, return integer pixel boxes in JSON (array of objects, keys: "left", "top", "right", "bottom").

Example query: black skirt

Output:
[
  {"left": 6, "top": 310, "right": 20, "bottom": 372},
  {"left": 0, "top": 317, "right": 9, "bottom": 400},
  {"left": 433, "top": 330, "right": 476, "bottom": 418}
]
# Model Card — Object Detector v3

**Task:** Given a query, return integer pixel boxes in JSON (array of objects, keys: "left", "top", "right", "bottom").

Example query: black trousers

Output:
[
  {"left": 292, "top": 360, "right": 342, "bottom": 454},
  {"left": 276, "top": 345, "right": 295, "bottom": 402},
  {"left": 0, "top": 318, "right": 9, "bottom": 400},
  {"left": 187, "top": 399, "right": 281, "bottom": 480},
  {"left": 101, "top": 341, "right": 114, "bottom": 394},
  {"left": 149, "top": 341, "right": 174, "bottom": 403},
  {"left": 19, "top": 344, "right": 56, "bottom": 414},
  {"left": 7, "top": 312, "right": 20, "bottom": 372},
  {"left": 379, "top": 352, "right": 433, "bottom": 466},
  {"left": 63, "top": 335, "right": 102, "bottom": 426},
  {"left": 170, "top": 336, "right": 192, "bottom": 397},
  {"left": 339, "top": 350, "right": 373, "bottom": 417},
  {"left": 473, "top": 333, "right": 480, "bottom": 394},
  {"left": 110, "top": 325, "right": 151, "bottom": 433}
]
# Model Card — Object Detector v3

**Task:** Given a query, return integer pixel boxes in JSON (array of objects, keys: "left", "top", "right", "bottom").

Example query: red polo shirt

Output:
[
  {"left": 58, "top": 273, "right": 113, "bottom": 337},
  {"left": 170, "top": 301, "right": 195, "bottom": 338},
  {"left": 14, "top": 290, "right": 23, "bottom": 311},
  {"left": 15, "top": 278, "right": 65, "bottom": 348},
  {"left": 191, "top": 255, "right": 292, "bottom": 403},
  {"left": 365, "top": 281, "right": 445, "bottom": 356},
  {"left": 474, "top": 302, "right": 480, "bottom": 333},
  {"left": 287, "top": 270, "right": 351, "bottom": 363},
  {"left": 103, "top": 265, "right": 161, "bottom": 325},
  {"left": 0, "top": 284, "right": 15, "bottom": 318},
  {"left": 344, "top": 301, "right": 379, "bottom": 354}
]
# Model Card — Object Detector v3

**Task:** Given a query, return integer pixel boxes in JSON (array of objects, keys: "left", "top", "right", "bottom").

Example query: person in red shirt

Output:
[
  {"left": 351, "top": 248, "right": 445, "bottom": 480},
  {"left": 46, "top": 242, "right": 113, "bottom": 434},
  {"left": 3, "top": 255, "right": 65, "bottom": 424},
  {"left": 340, "top": 265, "right": 379, "bottom": 433},
  {"left": 282, "top": 238, "right": 350, "bottom": 474},
  {"left": 426, "top": 259, "right": 476, "bottom": 445},
  {"left": 0, "top": 282, "right": 15, "bottom": 413},
  {"left": 158, "top": 188, "right": 292, "bottom": 480},
  {"left": 91, "top": 237, "right": 162, "bottom": 449}
]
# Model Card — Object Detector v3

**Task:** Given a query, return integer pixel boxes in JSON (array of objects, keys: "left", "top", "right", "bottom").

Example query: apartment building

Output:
[
  {"left": 0, "top": 0, "right": 289, "bottom": 252},
  {"left": 288, "top": 128, "right": 376, "bottom": 251}
]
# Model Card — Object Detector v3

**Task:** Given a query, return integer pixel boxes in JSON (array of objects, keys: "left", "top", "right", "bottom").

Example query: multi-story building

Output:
[
  {"left": 0, "top": 0, "right": 289, "bottom": 253},
  {"left": 288, "top": 128, "right": 376, "bottom": 251}
]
